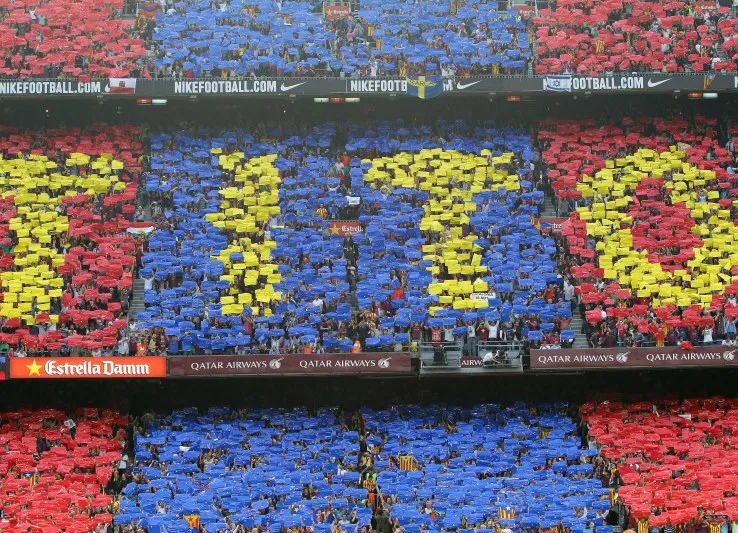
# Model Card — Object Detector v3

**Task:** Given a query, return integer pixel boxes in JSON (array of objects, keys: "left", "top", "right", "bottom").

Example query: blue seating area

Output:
[
  {"left": 118, "top": 404, "right": 610, "bottom": 532},
  {"left": 137, "top": 122, "right": 570, "bottom": 355},
  {"left": 118, "top": 408, "right": 369, "bottom": 532},
  {"left": 147, "top": 0, "right": 531, "bottom": 78},
  {"left": 353, "top": 0, "right": 530, "bottom": 76},
  {"left": 365, "top": 404, "right": 611, "bottom": 531}
]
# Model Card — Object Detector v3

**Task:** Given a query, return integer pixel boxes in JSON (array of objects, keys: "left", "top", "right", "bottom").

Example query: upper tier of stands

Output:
[
  {"left": 533, "top": 0, "right": 736, "bottom": 74},
  {"left": 5, "top": 0, "right": 738, "bottom": 79},
  {"left": 0, "top": 408, "right": 126, "bottom": 533},
  {"left": 138, "top": 121, "right": 573, "bottom": 355},
  {"left": 148, "top": 0, "right": 529, "bottom": 78},
  {"left": 539, "top": 116, "right": 738, "bottom": 347},
  {"left": 0, "top": 124, "right": 143, "bottom": 356},
  {"left": 0, "top": 0, "right": 146, "bottom": 79},
  {"left": 583, "top": 398, "right": 738, "bottom": 525}
]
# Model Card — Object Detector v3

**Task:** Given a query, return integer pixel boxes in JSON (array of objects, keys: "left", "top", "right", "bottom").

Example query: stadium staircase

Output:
[{"left": 540, "top": 192, "right": 588, "bottom": 348}]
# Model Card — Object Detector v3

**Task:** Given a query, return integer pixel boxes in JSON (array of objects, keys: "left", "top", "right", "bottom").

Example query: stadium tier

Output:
[
  {"left": 363, "top": 404, "right": 609, "bottom": 532},
  {"left": 533, "top": 0, "right": 736, "bottom": 75},
  {"left": 148, "top": 0, "right": 530, "bottom": 78},
  {"left": 1, "top": 0, "right": 738, "bottom": 79},
  {"left": 538, "top": 116, "right": 738, "bottom": 347},
  {"left": 0, "top": 0, "right": 146, "bottom": 79},
  {"left": 0, "top": 408, "right": 127, "bottom": 532},
  {"left": 120, "top": 404, "right": 608, "bottom": 533},
  {"left": 137, "top": 121, "right": 574, "bottom": 356},
  {"left": 0, "top": 124, "right": 143, "bottom": 356},
  {"left": 582, "top": 398, "right": 738, "bottom": 525}
]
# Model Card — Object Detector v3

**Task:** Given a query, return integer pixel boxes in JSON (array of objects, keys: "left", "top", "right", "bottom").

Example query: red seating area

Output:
[
  {"left": 0, "top": 124, "right": 144, "bottom": 356},
  {"left": 540, "top": 116, "right": 732, "bottom": 201},
  {"left": 0, "top": 408, "right": 125, "bottom": 532},
  {"left": 582, "top": 398, "right": 738, "bottom": 523},
  {"left": 533, "top": 0, "right": 736, "bottom": 74},
  {"left": 0, "top": 0, "right": 146, "bottom": 79},
  {"left": 539, "top": 117, "right": 738, "bottom": 346}
]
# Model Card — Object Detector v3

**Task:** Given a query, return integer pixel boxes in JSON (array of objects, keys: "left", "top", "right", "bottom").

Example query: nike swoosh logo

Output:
[
  {"left": 456, "top": 81, "right": 481, "bottom": 90},
  {"left": 647, "top": 78, "right": 672, "bottom": 88},
  {"left": 280, "top": 82, "right": 306, "bottom": 92}
]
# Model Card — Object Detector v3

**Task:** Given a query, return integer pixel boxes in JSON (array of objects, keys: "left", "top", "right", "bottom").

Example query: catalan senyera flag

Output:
[
  {"left": 406, "top": 76, "right": 443, "bottom": 100},
  {"left": 595, "top": 39, "right": 605, "bottom": 54},
  {"left": 184, "top": 514, "right": 200, "bottom": 528},
  {"left": 637, "top": 518, "right": 649, "bottom": 533},
  {"left": 399, "top": 455, "right": 417, "bottom": 471},
  {"left": 709, "top": 522, "right": 722, "bottom": 533}
]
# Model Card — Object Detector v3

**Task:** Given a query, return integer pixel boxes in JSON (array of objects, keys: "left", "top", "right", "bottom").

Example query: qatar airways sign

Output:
[
  {"left": 530, "top": 346, "right": 738, "bottom": 370},
  {"left": 169, "top": 353, "right": 412, "bottom": 377}
]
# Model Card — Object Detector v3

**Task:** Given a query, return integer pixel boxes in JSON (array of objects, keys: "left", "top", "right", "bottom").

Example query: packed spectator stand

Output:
[
  {"left": 0, "top": 408, "right": 128, "bottom": 533},
  {"left": 8, "top": 0, "right": 738, "bottom": 79},
  {"left": 116, "top": 403, "right": 614, "bottom": 533},
  {"left": 538, "top": 116, "right": 738, "bottom": 348},
  {"left": 582, "top": 397, "right": 738, "bottom": 527},
  {"left": 0, "top": 0, "right": 146, "bottom": 79},
  {"left": 0, "top": 124, "right": 144, "bottom": 357},
  {"left": 136, "top": 120, "right": 574, "bottom": 357},
  {"left": 533, "top": 0, "right": 738, "bottom": 75},
  {"left": 147, "top": 0, "right": 530, "bottom": 78}
]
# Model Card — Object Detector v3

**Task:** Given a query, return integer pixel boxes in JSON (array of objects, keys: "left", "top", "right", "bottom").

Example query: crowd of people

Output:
[
  {"left": 133, "top": 120, "right": 576, "bottom": 356},
  {"left": 539, "top": 116, "right": 738, "bottom": 348},
  {"left": 0, "top": 0, "right": 146, "bottom": 79},
  {"left": 581, "top": 398, "right": 738, "bottom": 527},
  {"left": 0, "top": 408, "right": 130, "bottom": 532},
  {"left": 0, "top": 124, "right": 146, "bottom": 358},
  {"left": 110, "top": 403, "right": 616, "bottom": 533},
  {"left": 534, "top": 0, "right": 738, "bottom": 75},
  {"left": 9, "top": 0, "right": 738, "bottom": 79},
  {"left": 147, "top": 0, "right": 531, "bottom": 79}
]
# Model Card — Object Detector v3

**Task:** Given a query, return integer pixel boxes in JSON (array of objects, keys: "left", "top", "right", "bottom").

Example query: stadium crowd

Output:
[
  {"left": 7, "top": 0, "right": 738, "bottom": 79},
  {"left": 533, "top": 0, "right": 738, "bottom": 75},
  {"left": 0, "top": 124, "right": 145, "bottom": 358},
  {"left": 539, "top": 115, "right": 738, "bottom": 348},
  {"left": 0, "top": 0, "right": 146, "bottom": 79},
  {"left": 0, "top": 407, "right": 129, "bottom": 532},
  {"left": 146, "top": 0, "right": 530, "bottom": 79},
  {"left": 133, "top": 120, "right": 575, "bottom": 356}
]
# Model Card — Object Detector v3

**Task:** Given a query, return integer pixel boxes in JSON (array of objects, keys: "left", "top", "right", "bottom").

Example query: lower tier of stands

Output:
[{"left": 0, "top": 408, "right": 126, "bottom": 532}]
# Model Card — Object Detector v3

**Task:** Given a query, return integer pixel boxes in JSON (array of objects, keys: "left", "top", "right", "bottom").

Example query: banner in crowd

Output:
[
  {"left": 0, "top": 355, "right": 6, "bottom": 380},
  {"left": 530, "top": 346, "right": 738, "bottom": 370},
  {"left": 9, "top": 357, "right": 168, "bottom": 379},
  {"left": 169, "top": 353, "right": 412, "bottom": 377},
  {"left": 324, "top": 5, "right": 350, "bottom": 19},
  {"left": 328, "top": 220, "right": 363, "bottom": 236},
  {"left": 536, "top": 217, "right": 569, "bottom": 234},
  {"left": 6, "top": 73, "right": 738, "bottom": 98}
]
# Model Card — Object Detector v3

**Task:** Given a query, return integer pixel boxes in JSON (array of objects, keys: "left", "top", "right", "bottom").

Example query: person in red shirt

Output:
[{"left": 477, "top": 321, "right": 489, "bottom": 341}]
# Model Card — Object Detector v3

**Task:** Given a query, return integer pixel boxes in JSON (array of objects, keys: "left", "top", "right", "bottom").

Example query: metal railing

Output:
[{"left": 418, "top": 340, "right": 523, "bottom": 370}]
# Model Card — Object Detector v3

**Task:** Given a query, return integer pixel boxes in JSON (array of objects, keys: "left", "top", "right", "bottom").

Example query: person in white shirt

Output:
[{"left": 443, "top": 325, "right": 455, "bottom": 343}]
